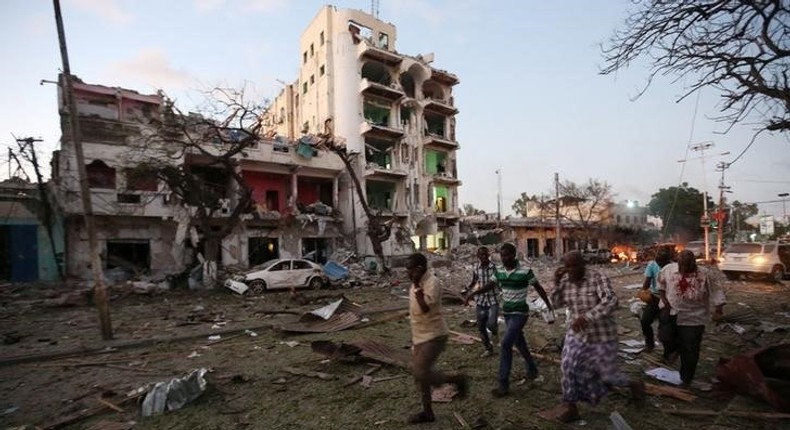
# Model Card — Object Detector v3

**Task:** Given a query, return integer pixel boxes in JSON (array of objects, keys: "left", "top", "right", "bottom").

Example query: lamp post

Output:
[{"left": 779, "top": 193, "right": 789, "bottom": 224}]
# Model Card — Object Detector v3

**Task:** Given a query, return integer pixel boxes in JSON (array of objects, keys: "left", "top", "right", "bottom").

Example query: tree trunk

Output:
[{"left": 203, "top": 235, "right": 220, "bottom": 289}]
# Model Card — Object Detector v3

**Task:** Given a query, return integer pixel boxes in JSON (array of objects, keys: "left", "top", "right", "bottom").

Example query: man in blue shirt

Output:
[{"left": 640, "top": 247, "right": 672, "bottom": 352}]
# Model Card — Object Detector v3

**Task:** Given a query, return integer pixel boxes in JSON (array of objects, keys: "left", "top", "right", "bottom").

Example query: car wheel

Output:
[
  {"left": 308, "top": 276, "right": 324, "bottom": 290},
  {"left": 249, "top": 279, "right": 266, "bottom": 294},
  {"left": 723, "top": 271, "right": 739, "bottom": 281},
  {"left": 769, "top": 265, "right": 784, "bottom": 283}
]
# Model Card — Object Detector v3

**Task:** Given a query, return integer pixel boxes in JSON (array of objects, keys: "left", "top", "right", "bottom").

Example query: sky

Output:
[{"left": 1, "top": 0, "right": 788, "bottom": 220}]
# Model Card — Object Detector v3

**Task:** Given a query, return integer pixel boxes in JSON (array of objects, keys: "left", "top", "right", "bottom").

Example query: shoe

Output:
[
  {"left": 480, "top": 349, "right": 494, "bottom": 358},
  {"left": 491, "top": 387, "right": 509, "bottom": 398}
]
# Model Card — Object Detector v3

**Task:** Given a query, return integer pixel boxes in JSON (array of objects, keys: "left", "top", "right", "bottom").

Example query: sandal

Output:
[{"left": 407, "top": 411, "right": 435, "bottom": 424}]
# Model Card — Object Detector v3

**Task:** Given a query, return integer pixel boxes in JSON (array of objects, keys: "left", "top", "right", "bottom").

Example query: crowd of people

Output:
[{"left": 404, "top": 243, "right": 726, "bottom": 424}]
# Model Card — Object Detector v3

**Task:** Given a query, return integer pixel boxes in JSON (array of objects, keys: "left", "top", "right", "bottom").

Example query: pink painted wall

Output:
[{"left": 243, "top": 171, "right": 289, "bottom": 212}]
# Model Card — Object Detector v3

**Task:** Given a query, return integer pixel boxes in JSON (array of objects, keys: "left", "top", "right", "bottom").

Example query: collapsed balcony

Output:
[
  {"left": 360, "top": 61, "right": 404, "bottom": 101},
  {"left": 365, "top": 138, "right": 407, "bottom": 178}
]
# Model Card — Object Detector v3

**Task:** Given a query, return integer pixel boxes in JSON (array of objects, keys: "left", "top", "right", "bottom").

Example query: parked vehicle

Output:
[
  {"left": 582, "top": 248, "right": 612, "bottom": 264},
  {"left": 229, "top": 258, "right": 328, "bottom": 294},
  {"left": 719, "top": 242, "right": 790, "bottom": 283}
]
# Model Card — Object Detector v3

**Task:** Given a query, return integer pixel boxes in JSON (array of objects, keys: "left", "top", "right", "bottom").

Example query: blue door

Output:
[{"left": 9, "top": 225, "right": 39, "bottom": 282}]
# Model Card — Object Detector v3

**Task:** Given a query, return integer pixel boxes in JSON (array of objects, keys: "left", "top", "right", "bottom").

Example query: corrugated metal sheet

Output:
[
  {"left": 311, "top": 338, "right": 411, "bottom": 369},
  {"left": 282, "top": 311, "right": 362, "bottom": 333}
]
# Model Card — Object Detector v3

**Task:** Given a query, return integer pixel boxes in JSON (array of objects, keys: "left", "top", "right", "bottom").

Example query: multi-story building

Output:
[
  {"left": 264, "top": 5, "right": 462, "bottom": 257},
  {"left": 52, "top": 76, "right": 347, "bottom": 280}
]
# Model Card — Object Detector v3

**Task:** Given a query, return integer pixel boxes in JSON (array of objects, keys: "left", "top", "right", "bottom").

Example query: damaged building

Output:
[{"left": 263, "top": 5, "right": 462, "bottom": 258}]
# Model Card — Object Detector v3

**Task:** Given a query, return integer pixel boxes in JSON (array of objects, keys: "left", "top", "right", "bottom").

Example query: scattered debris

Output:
[
  {"left": 140, "top": 368, "right": 208, "bottom": 417},
  {"left": 311, "top": 338, "right": 411, "bottom": 369},
  {"left": 281, "top": 297, "right": 363, "bottom": 333},
  {"left": 610, "top": 411, "right": 634, "bottom": 430},
  {"left": 643, "top": 383, "right": 696, "bottom": 402},
  {"left": 716, "top": 343, "right": 790, "bottom": 412},
  {"left": 645, "top": 367, "right": 682, "bottom": 385},
  {"left": 430, "top": 383, "right": 459, "bottom": 402},
  {"left": 282, "top": 366, "right": 336, "bottom": 381},
  {"left": 224, "top": 280, "right": 249, "bottom": 295},
  {"left": 665, "top": 409, "right": 790, "bottom": 419}
]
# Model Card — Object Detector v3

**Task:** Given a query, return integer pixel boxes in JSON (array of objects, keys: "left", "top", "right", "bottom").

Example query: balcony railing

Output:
[{"left": 360, "top": 79, "right": 404, "bottom": 101}]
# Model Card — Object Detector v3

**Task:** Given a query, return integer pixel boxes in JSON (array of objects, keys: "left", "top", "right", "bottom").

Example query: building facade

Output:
[{"left": 264, "top": 6, "right": 462, "bottom": 257}]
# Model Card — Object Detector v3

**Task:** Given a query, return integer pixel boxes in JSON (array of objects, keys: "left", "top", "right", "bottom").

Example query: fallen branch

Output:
[{"left": 94, "top": 397, "right": 123, "bottom": 413}]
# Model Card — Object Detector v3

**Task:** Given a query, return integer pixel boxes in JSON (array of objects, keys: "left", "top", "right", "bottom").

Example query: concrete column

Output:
[{"left": 332, "top": 175, "right": 339, "bottom": 209}]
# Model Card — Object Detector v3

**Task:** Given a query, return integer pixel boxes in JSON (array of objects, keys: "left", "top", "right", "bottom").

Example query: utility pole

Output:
[
  {"left": 496, "top": 169, "right": 501, "bottom": 221},
  {"left": 690, "top": 142, "right": 713, "bottom": 261},
  {"left": 555, "top": 172, "right": 562, "bottom": 259},
  {"left": 715, "top": 161, "right": 730, "bottom": 260},
  {"left": 53, "top": 0, "right": 112, "bottom": 340}
]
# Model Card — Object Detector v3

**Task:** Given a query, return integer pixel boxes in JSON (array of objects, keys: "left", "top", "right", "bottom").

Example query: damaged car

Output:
[{"left": 229, "top": 259, "right": 328, "bottom": 294}]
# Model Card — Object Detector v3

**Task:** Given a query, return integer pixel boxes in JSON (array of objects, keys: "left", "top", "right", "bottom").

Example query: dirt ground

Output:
[{"left": 1, "top": 262, "right": 789, "bottom": 430}]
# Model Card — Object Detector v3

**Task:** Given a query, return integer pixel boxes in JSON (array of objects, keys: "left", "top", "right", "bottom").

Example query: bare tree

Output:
[
  {"left": 602, "top": 1, "right": 790, "bottom": 134},
  {"left": 558, "top": 179, "right": 614, "bottom": 248},
  {"left": 317, "top": 119, "right": 391, "bottom": 273},
  {"left": 131, "top": 87, "right": 265, "bottom": 287}
]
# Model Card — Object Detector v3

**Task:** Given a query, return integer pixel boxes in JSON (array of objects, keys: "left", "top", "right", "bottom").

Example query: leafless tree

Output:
[
  {"left": 130, "top": 87, "right": 265, "bottom": 287},
  {"left": 602, "top": 0, "right": 790, "bottom": 134},
  {"left": 317, "top": 119, "right": 391, "bottom": 273},
  {"left": 558, "top": 179, "right": 614, "bottom": 248}
]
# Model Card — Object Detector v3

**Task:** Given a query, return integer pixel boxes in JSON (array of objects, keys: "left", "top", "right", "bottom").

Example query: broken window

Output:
[
  {"left": 106, "top": 240, "right": 150, "bottom": 272},
  {"left": 302, "top": 238, "right": 331, "bottom": 264},
  {"left": 117, "top": 193, "right": 141, "bottom": 204},
  {"left": 303, "top": 82, "right": 308, "bottom": 94},
  {"left": 297, "top": 177, "right": 333, "bottom": 206},
  {"left": 320, "top": 31, "right": 325, "bottom": 46},
  {"left": 400, "top": 106, "right": 413, "bottom": 129},
  {"left": 424, "top": 150, "right": 447, "bottom": 175},
  {"left": 248, "top": 237, "right": 278, "bottom": 266},
  {"left": 363, "top": 99, "right": 391, "bottom": 126},
  {"left": 361, "top": 61, "right": 391, "bottom": 85},
  {"left": 378, "top": 32, "right": 389, "bottom": 49},
  {"left": 422, "top": 80, "right": 445, "bottom": 101},
  {"left": 433, "top": 185, "right": 449, "bottom": 212},
  {"left": 189, "top": 165, "right": 227, "bottom": 200},
  {"left": 365, "top": 138, "right": 394, "bottom": 169},
  {"left": 265, "top": 190, "right": 280, "bottom": 212},
  {"left": 366, "top": 180, "right": 395, "bottom": 211},
  {"left": 399, "top": 72, "right": 415, "bottom": 98},
  {"left": 426, "top": 231, "right": 447, "bottom": 251},
  {"left": 270, "top": 260, "right": 290, "bottom": 271},
  {"left": 87, "top": 160, "right": 116, "bottom": 189},
  {"left": 348, "top": 21, "right": 373, "bottom": 44},
  {"left": 424, "top": 112, "right": 446, "bottom": 137}
]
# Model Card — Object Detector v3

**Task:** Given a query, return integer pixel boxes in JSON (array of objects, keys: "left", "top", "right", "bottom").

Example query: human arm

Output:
[
  {"left": 413, "top": 275, "right": 439, "bottom": 314},
  {"left": 531, "top": 280, "right": 553, "bottom": 311},
  {"left": 465, "top": 271, "right": 479, "bottom": 292}
]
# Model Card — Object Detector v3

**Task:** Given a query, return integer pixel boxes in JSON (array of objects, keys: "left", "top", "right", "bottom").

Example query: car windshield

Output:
[{"left": 725, "top": 243, "right": 763, "bottom": 254}]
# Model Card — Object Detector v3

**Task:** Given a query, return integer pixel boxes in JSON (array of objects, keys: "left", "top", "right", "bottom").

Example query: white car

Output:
[
  {"left": 232, "top": 259, "right": 327, "bottom": 294},
  {"left": 719, "top": 242, "right": 790, "bottom": 283}
]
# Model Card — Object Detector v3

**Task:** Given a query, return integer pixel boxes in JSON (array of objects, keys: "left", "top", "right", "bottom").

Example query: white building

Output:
[{"left": 264, "top": 6, "right": 462, "bottom": 257}]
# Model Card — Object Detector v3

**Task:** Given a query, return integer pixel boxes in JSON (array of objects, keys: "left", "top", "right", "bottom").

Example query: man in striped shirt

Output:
[
  {"left": 463, "top": 246, "right": 500, "bottom": 357},
  {"left": 468, "top": 242, "right": 553, "bottom": 397}
]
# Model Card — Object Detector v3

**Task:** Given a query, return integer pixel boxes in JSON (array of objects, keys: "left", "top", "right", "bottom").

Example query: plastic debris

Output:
[
  {"left": 141, "top": 368, "right": 208, "bottom": 417},
  {"left": 645, "top": 367, "right": 682, "bottom": 385},
  {"left": 207, "top": 335, "right": 221, "bottom": 341}
]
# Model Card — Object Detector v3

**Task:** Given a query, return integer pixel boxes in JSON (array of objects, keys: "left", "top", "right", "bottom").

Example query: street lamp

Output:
[{"left": 779, "top": 193, "right": 789, "bottom": 224}]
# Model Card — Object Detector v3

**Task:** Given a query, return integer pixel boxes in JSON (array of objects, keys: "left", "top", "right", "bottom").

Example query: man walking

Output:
[
  {"left": 463, "top": 246, "right": 500, "bottom": 357},
  {"left": 640, "top": 247, "right": 672, "bottom": 352},
  {"left": 467, "top": 243, "right": 552, "bottom": 397},
  {"left": 551, "top": 251, "right": 645, "bottom": 423},
  {"left": 658, "top": 249, "right": 726, "bottom": 387},
  {"left": 406, "top": 253, "right": 467, "bottom": 424}
]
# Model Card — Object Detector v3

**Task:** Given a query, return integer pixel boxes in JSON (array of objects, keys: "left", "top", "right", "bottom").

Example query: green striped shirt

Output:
[{"left": 490, "top": 263, "right": 537, "bottom": 314}]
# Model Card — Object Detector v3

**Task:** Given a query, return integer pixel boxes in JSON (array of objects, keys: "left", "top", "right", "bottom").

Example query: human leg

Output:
[
  {"left": 411, "top": 337, "right": 446, "bottom": 421},
  {"left": 677, "top": 325, "right": 705, "bottom": 385},
  {"left": 640, "top": 296, "right": 659, "bottom": 349},
  {"left": 510, "top": 314, "right": 538, "bottom": 378},
  {"left": 476, "top": 305, "right": 493, "bottom": 352},
  {"left": 494, "top": 314, "right": 523, "bottom": 395},
  {"left": 659, "top": 311, "right": 678, "bottom": 362}
]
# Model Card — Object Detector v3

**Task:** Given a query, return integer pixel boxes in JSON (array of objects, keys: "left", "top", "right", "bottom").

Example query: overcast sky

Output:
[{"left": 1, "top": 0, "right": 788, "bottom": 219}]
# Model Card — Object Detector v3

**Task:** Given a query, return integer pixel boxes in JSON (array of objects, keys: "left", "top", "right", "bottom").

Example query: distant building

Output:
[
  {"left": 0, "top": 178, "right": 64, "bottom": 281},
  {"left": 609, "top": 200, "right": 650, "bottom": 229},
  {"left": 264, "top": 5, "right": 462, "bottom": 256}
]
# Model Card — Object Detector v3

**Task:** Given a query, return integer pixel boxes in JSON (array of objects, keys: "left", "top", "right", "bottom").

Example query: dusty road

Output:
[{"left": 1, "top": 264, "right": 788, "bottom": 429}]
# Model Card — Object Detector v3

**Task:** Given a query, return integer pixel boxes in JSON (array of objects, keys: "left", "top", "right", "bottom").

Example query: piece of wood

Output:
[
  {"left": 372, "top": 374, "right": 407, "bottom": 383},
  {"left": 95, "top": 397, "right": 124, "bottom": 413},
  {"left": 665, "top": 409, "right": 790, "bottom": 419},
  {"left": 448, "top": 330, "right": 481, "bottom": 343},
  {"left": 644, "top": 383, "right": 696, "bottom": 402},
  {"left": 532, "top": 352, "right": 562, "bottom": 365},
  {"left": 40, "top": 392, "right": 144, "bottom": 429},
  {"left": 344, "top": 363, "right": 382, "bottom": 386},
  {"left": 453, "top": 411, "right": 469, "bottom": 427},
  {"left": 282, "top": 366, "right": 336, "bottom": 381}
]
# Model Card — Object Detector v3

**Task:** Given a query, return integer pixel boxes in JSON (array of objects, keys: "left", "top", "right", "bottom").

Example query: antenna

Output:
[{"left": 371, "top": 0, "right": 380, "bottom": 18}]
